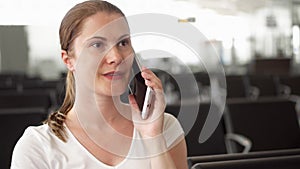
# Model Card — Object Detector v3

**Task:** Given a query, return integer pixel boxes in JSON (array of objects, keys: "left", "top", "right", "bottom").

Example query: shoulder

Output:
[
  {"left": 163, "top": 113, "right": 185, "bottom": 148},
  {"left": 14, "top": 124, "right": 49, "bottom": 144},
  {"left": 15, "top": 124, "right": 54, "bottom": 145},
  {"left": 163, "top": 113, "right": 182, "bottom": 131},
  {"left": 12, "top": 124, "right": 52, "bottom": 154},
  {"left": 10, "top": 124, "right": 56, "bottom": 168},
  {"left": 163, "top": 113, "right": 178, "bottom": 125}
]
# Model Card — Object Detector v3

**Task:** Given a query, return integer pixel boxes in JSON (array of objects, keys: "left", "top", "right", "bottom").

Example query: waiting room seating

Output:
[
  {"left": 187, "top": 148, "right": 300, "bottom": 168},
  {"left": 0, "top": 73, "right": 64, "bottom": 109},
  {"left": 166, "top": 102, "right": 228, "bottom": 156},
  {"left": 0, "top": 108, "right": 47, "bottom": 169},
  {"left": 248, "top": 75, "right": 280, "bottom": 97},
  {"left": 225, "top": 98, "right": 300, "bottom": 153},
  {"left": 279, "top": 75, "right": 300, "bottom": 96},
  {"left": 0, "top": 90, "right": 57, "bottom": 112},
  {"left": 225, "top": 75, "right": 252, "bottom": 99},
  {"left": 191, "top": 155, "right": 300, "bottom": 169},
  {"left": 2, "top": 72, "right": 300, "bottom": 169}
]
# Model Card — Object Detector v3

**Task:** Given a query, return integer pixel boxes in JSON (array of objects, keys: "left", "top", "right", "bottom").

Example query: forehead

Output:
[{"left": 80, "top": 12, "right": 129, "bottom": 41}]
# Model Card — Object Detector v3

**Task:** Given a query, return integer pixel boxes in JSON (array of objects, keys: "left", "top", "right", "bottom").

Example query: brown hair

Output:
[{"left": 45, "top": 0, "right": 125, "bottom": 142}]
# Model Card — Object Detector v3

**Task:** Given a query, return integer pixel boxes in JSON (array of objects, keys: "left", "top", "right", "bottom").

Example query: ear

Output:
[{"left": 61, "top": 50, "right": 75, "bottom": 72}]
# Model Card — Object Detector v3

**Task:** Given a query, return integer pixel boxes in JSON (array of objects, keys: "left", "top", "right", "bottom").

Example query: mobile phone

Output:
[{"left": 129, "top": 55, "right": 154, "bottom": 120}]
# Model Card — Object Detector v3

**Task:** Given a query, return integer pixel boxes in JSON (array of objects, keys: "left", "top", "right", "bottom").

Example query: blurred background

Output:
[
  {"left": 1, "top": 0, "right": 300, "bottom": 78},
  {"left": 1, "top": 1, "right": 300, "bottom": 169}
]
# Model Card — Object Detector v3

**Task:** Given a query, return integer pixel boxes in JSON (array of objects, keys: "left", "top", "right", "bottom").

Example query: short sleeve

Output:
[
  {"left": 10, "top": 127, "right": 49, "bottom": 169},
  {"left": 162, "top": 113, "right": 185, "bottom": 148}
]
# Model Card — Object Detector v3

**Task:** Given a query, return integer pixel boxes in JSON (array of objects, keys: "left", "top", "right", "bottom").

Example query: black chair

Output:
[
  {"left": 152, "top": 69, "right": 181, "bottom": 104},
  {"left": 248, "top": 75, "right": 280, "bottom": 97},
  {"left": 53, "top": 77, "right": 66, "bottom": 106},
  {"left": 191, "top": 155, "right": 300, "bottom": 169},
  {"left": 0, "top": 73, "right": 26, "bottom": 83},
  {"left": 225, "top": 98, "right": 300, "bottom": 152},
  {"left": 248, "top": 58, "right": 291, "bottom": 76},
  {"left": 20, "top": 79, "right": 60, "bottom": 90},
  {"left": 166, "top": 102, "right": 227, "bottom": 157},
  {"left": 193, "top": 72, "right": 211, "bottom": 102},
  {"left": 21, "top": 79, "right": 63, "bottom": 109},
  {"left": 279, "top": 76, "right": 300, "bottom": 96},
  {"left": 194, "top": 72, "right": 210, "bottom": 87},
  {"left": 226, "top": 75, "right": 252, "bottom": 99},
  {"left": 0, "top": 90, "right": 56, "bottom": 111},
  {"left": 0, "top": 80, "right": 18, "bottom": 92},
  {"left": 0, "top": 108, "right": 47, "bottom": 169},
  {"left": 187, "top": 148, "right": 300, "bottom": 168},
  {"left": 171, "top": 73, "right": 200, "bottom": 100}
]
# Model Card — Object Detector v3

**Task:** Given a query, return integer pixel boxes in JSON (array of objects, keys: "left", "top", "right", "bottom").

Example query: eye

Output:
[
  {"left": 91, "top": 41, "right": 103, "bottom": 48},
  {"left": 118, "top": 38, "right": 130, "bottom": 47}
]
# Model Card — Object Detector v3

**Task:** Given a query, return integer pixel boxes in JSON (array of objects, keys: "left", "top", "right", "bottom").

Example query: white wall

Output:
[{"left": 0, "top": 0, "right": 297, "bottom": 77}]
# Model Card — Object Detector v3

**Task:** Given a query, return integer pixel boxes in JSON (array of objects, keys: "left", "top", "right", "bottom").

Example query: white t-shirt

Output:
[{"left": 11, "top": 113, "right": 184, "bottom": 169}]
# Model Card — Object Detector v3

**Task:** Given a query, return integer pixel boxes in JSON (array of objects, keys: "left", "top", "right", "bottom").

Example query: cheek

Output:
[
  {"left": 94, "top": 75, "right": 129, "bottom": 96},
  {"left": 95, "top": 82, "right": 128, "bottom": 97},
  {"left": 96, "top": 58, "right": 106, "bottom": 72}
]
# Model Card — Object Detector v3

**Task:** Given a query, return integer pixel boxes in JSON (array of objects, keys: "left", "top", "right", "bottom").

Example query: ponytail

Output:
[{"left": 45, "top": 71, "right": 75, "bottom": 142}]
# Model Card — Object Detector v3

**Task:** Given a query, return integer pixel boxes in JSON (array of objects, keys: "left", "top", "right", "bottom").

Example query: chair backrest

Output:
[
  {"left": 187, "top": 148, "right": 300, "bottom": 168},
  {"left": 0, "top": 108, "right": 47, "bottom": 169},
  {"left": 0, "top": 82, "right": 18, "bottom": 92},
  {"left": 20, "top": 79, "right": 59, "bottom": 90},
  {"left": 225, "top": 98, "right": 300, "bottom": 152},
  {"left": 248, "top": 75, "right": 280, "bottom": 97},
  {"left": 249, "top": 58, "right": 291, "bottom": 76},
  {"left": 279, "top": 76, "right": 300, "bottom": 96},
  {"left": 226, "top": 75, "right": 250, "bottom": 98},
  {"left": 191, "top": 155, "right": 300, "bottom": 169},
  {"left": 0, "top": 90, "right": 54, "bottom": 110},
  {"left": 194, "top": 72, "right": 210, "bottom": 87},
  {"left": 166, "top": 102, "right": 227, "bottom": 157}
]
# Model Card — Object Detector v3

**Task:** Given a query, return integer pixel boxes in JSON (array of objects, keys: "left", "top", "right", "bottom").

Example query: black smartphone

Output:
[{"left": 129, "top": 55, "right": 154, "bottom": 120}]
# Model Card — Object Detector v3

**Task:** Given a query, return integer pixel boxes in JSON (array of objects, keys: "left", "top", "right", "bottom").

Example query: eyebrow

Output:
[
  {"left": 86, "top": 34, "right": 130, "bottom": 42},
  {"left": 118, "top": 34, "right": 130, "bottom": 41},
  {"left": 86, "top": 36, "right": 107, "bottom": 42}
]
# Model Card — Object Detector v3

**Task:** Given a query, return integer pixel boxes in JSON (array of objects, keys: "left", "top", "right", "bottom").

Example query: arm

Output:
[
  {"left": 168, "top": 137, "right": 188, "bottom": 169},
  {"left": 129, "top": 67, "right": 188, "bottom": 169},
  {"left": 149, "top": 136, "right": 188, "bottom": 169}
]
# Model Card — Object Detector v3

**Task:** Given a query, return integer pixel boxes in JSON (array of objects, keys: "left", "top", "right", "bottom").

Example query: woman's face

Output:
[{"left": 71, "top": 12, "right": 134, "bottom": 97}]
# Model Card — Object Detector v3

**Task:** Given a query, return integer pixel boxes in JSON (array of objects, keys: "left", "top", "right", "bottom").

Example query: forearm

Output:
[
  {"left": 150, "top": 150, "right": 177, "bottom": 169},
  {"left": 143, "top": 135, "right": 177, "bottom": 169}
]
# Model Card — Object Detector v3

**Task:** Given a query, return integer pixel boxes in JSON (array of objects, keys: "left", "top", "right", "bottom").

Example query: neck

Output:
[
  {"left": 71, "top": 93, "right": 131, "bottom": 128},
  {"left": 95, "top": 95, "right": 129, "bottom": 123},
  {"left": 67, "top": 94, "right": 133, "bottom": 140}
]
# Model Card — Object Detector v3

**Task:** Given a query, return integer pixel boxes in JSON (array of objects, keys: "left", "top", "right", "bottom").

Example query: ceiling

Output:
[{"left": 179, "top": 0, "right": 300, "bottom": 15}]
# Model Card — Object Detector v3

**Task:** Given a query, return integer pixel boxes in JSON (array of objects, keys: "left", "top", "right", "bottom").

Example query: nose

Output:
[{"left": 105, "top": 46, "right": 123, "bottom": 65}]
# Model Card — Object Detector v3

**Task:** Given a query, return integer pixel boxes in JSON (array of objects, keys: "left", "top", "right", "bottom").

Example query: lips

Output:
[{"left": 103, "top": 71, "right": 124, "bottom": 80}]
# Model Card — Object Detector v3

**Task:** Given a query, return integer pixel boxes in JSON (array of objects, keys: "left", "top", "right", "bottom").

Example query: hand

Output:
[{"left": 128, "top": 67, "right": 166, "bottom": 138}]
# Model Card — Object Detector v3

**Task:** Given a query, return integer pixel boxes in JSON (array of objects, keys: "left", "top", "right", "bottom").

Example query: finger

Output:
[
  {"left": 128, "top": 95, "right": 148, "bottom": 123},
  {"left": 128, "top": 94, "right": 140, "bottom": 112},
  {"left": 142, "top": 72, "right": 161, "bottom": 84},
  {"left": 141, "top": 69, "right": 163, "bottom": 90},
  {"left": 141, "top": 67, "right": 159, "bottom": 80},
  {"left": 145, "top": 79, "right": 163, "bottom": 91}
]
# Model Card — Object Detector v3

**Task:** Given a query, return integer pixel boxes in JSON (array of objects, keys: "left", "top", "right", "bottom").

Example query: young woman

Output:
[{"left": 11, "top": 1, "right": 188, "bottom": 168}]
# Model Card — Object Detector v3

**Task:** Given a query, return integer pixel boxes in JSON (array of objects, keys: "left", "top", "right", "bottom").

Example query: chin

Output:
[
  {"left": 95, "top": 74, "right": 130, "bottom": 96},
  {"left": 110, "top": 86, "right": 127, "bottom": 96},
  {"left": 94, "top": 83, "right": 128, "bottom": 97}
]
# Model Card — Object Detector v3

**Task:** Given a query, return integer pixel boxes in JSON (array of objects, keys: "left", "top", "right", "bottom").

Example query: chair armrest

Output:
[
  {"left": 248, "top": 86, "right": 259, "bottom": 100},
  {"left": 225, "top": 133, "right": 252, "bottom": 153},
  {"left": 278, "top": 84, "right": 291, "bottom": 97}
]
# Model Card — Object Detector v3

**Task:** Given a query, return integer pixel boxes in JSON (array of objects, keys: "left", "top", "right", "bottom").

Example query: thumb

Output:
[
  {"left": 128, "top": 94, "right": 142, "bottom": 121},
  {"left": 128, "top": 94, "right": 140, "bottom": 111}
]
